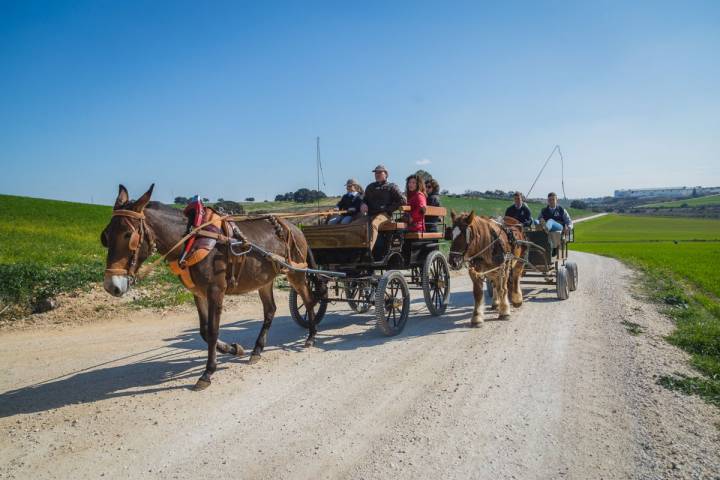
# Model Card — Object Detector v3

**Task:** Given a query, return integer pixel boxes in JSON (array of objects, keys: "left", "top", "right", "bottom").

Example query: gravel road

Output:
[{"left": 1, "top": 252, "right": 718, "bottom": 479}]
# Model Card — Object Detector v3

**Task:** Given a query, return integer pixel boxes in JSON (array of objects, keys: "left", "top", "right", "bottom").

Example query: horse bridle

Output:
[
  {"left": 449, "top": 222, "right": 501, "bottom": 265},
  {"left": 104, "top": 209, "right": 154, "bottom": 279}
]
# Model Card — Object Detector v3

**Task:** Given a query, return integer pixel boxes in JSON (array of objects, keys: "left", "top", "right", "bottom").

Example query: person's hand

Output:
[{"left": 360, "top": 203, "right": 368, "bottom": 214}]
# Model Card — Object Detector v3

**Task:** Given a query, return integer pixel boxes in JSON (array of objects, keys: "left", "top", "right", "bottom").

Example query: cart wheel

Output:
[
  {"left": 374, "top": 271, "right": 410, "bottom": 336},
  {"left": 565, "top": 261, "right": 578, "bottom": 291},
  {"left": 484, "top": 278, "right": 494, "bottom": 305},
  {"left": 422, "top": 250, "right": 451, "bottom": 316},
  {"left": 556, "top": 266, "right": 570, "bottom": 300},
  {"left": 345, "top": 281, "right": 372, "bottom": 314},
  {"left": 289, "top": 288, "right": 327, "bottom": 329}
]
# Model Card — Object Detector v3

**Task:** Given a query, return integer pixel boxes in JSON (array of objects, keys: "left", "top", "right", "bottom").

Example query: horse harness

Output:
[{"left": 451, "top": 219, "right": 520, "bottom": 275}]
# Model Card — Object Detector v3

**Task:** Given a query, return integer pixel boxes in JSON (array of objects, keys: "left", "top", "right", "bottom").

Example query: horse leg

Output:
[
  {"left": 510, "top": 265, "right": 523, "bottom": 308},
  {"left": 194, "top": 295, "right": 243, "bottom": 357},
  {"left": 471, "top": 277, "right": 484, "bottom": 327},
  {"left": 288, "top": 272, "right": 318, "bottom": 348},
  {"left": 249, "top": 283, "right": 277, "bottom": 364},
  {"left": 496, "top": 268, "right": 511, "bottom": 319},
  {"left": 194, "top": 285, "right": 224, "bottom": 391}
]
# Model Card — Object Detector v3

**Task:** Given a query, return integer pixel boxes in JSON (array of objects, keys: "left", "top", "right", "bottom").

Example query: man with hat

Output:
[
  {"left": 360, "top": 165, "right": 406, "bottom": 251},
  {"left": 328, "top": 178, "right": 364, "bottom": 225}
]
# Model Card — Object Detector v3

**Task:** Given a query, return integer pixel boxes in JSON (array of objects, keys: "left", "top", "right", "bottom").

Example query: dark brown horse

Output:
[
  {"left": 448, "top": 211, "right": 525, "bottom": 325},
  {"left": 101, "top": 185, "right": 320, "bottom": 390}
]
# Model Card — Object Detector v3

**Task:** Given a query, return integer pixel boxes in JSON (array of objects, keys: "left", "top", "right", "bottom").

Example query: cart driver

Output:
[
  {"left": 360, "top": 165, "right": 406, "bottom": 251},
  {"left": 504, "top": 191, "right": 533, "bottom": 227}
]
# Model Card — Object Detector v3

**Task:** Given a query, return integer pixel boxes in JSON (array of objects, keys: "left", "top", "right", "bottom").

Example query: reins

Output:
[{"left": 129, "top": 209, "right": 344, "bottom": 280}]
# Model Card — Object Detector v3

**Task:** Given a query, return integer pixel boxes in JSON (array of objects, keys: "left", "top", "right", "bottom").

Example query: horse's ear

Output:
[
  {"left": 467, "top": 210, "right": 476, "bottom": 224},
  {"left": 114, "top": 185, "right": 129, "bottom": 209},
  {"left": 450, "top": 209, "right": 456, "bottom": 222},
  {"left": 134, "top": 184, "right": 154, "bottom": 212}
]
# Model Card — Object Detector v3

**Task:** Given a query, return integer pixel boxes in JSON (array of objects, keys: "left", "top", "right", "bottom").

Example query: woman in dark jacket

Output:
[
  {"left": 424, "top": 178, "right": 441, "bottom": 232},
  {"left": 329, "top": 179, "right": 364, "bottom": 224}
]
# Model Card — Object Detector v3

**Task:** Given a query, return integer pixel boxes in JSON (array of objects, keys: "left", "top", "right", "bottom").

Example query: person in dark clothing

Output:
[
  {"left": 424, "top": 178, "right": 442, "bottom": 232},
  {"left": 538, "top": 192, "right": 573, "bottom": 233},
  {"left": 329, "top": 179, "right": 363, "bottom": 224},
  {"left": 360, "top": 165, "right": 406, "bottom": 249},
  {"left": 505, "top": 191, "right": 533, "bottom": 227}
]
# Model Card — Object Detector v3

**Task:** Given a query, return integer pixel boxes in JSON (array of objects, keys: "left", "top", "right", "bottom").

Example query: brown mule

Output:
[
  {"left": 447, "top": 211, "right": 524, "bottom": 326},
  {"left": 100, "top": 185, "right": 321, "bottom": 390}
]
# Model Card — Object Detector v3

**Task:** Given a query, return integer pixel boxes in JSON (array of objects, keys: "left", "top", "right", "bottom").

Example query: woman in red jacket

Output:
[{"left": 405, "top": 174, "right": 427, "bottom": 232}]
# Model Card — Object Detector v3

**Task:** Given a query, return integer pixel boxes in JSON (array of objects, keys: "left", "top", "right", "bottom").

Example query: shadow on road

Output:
[{"left": 1, "top": 287, "right": 486, "bottom": 418}]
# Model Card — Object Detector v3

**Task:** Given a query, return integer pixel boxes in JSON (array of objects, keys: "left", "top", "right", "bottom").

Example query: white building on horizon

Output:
[{"left": 614, "top": 186, "right": 720, "bottom": 199}]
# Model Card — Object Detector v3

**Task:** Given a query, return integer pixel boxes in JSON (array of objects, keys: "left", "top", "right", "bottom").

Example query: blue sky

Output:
[{"left": 1, "top": 0, "right": 718, "bottom": 204}]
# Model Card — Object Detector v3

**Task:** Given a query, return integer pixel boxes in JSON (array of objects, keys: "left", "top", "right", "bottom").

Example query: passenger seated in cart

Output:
[
  {"left": 328, "top": 178, "right": 363, "bottom": 224},
  {"left": 404, "top": 174, "right": 427, "bottom": 232},
  {"left": 538, "top": 192, "right": 573, "bottom": 234},
  {"left": 424, "top": 178, "right": 442, "bottom": 232},
  {"left": 360, "top": 164, "right": 406, "bottom": 251},
  {"left": 505, "top": 191, "right": 533, "bottom": 227}
]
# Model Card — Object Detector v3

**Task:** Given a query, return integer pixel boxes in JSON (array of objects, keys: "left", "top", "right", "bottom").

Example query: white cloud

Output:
[{"left": 416, "top": 158, "right": 431, "bottom": 166}]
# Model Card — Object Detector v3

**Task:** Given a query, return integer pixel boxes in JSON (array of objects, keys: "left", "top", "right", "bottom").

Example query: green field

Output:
[
  {"left": 574, "top": 214, "right": 720, "bottom": 243},
  {"left": 572, "top": 214, "right": 720, "bottom": 405},
  {"left": 642, "top": 194, "right": 720, "bottom": 209}
]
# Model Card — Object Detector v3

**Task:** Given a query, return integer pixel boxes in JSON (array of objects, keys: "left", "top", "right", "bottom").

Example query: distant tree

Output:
[
  {"left": 570, "top": 200, "right": 588, "bottom": 209},
  {"left": 214, "top": 200, "right": 244, "bottom": 215},
  {"left": 217, "top": 198, "right": 225, "bottom": 203},
  {"left": 692, "top": 188, "right": 698, "bottom": 197},
  {"left": 202, "top": 197, "right": 209, "bottom": 203},
  {"left": 440, "top": 189, "right": 449, "bottom": 195},
  {"left": 174, "top": 196, "right": 189, "bottom": 205},
  {"left": 245, "top": 197, "right": 255, "bottom": 202}
]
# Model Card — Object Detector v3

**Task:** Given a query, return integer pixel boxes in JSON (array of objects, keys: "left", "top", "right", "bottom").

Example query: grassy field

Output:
[
  {"left": 572, "top": 214, "right": 720, "bottom": 405},
  {"left": 641, "top": 194, "right": 720, "bottom": 208},
  {"left": 574, "top": 214, "right": 720, "bottom": 243}
]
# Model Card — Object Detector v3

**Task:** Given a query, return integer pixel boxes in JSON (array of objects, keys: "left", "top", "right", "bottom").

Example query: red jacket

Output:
[{"left": 407, "top": 191, "right": 426, "bottom": 232}]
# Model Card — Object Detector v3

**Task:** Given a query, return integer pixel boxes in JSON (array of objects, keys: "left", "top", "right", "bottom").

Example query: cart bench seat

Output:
[{"left": 404, "top": 232, "right": 443, "bottom": 240}]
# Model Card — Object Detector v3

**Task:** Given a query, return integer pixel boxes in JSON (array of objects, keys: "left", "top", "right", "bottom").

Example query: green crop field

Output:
[
  {"left": 574, "top": 214, "right": 720, "bottom": 243},
  {"left": 572, "top": 214, "right": 720, "bottom": 405},
  {"left": 641, "top": 194, "right": 720, "bottom": 209}
]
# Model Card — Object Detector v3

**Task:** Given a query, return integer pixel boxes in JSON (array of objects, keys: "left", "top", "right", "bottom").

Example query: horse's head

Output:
[
  {"left": 101, "top": 184, "right": 155, "bottom": 297},
  {"left": 448, "top": 210, "right": 476, "bottom": 270}
]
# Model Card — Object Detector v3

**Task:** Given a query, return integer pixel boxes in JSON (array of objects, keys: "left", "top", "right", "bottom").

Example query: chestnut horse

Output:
[
  {"left": 101, "top": 185, "right": 320, "bottom": 390},
  {"left": 448, "top": 211, "right": 526, "bottom": 325}
]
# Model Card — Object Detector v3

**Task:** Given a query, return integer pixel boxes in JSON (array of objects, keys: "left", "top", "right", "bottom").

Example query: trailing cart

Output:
[
  {"left": 519, "top": 226, "right": 578, "bottom": 300},
  {"left": 288, "top": 206, "right": 451, "bottom": 336}
]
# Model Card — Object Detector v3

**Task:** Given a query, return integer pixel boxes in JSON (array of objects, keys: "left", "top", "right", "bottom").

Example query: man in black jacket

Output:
[
  {"left": 505, "top": 191, "right": 533, "bottom": 227},
  {"left": 360, "top": 165, "right": 406, "bottom": 250}
]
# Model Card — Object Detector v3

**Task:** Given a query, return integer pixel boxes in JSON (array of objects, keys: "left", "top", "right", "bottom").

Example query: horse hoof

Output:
[
  {"left": 498, "top": 313, "right": 510, "bottom": 320},
  {"left": 512, "top": 303, "right": 522, "bottom": 308},
  {"left": 193, "top": 378, "right": 211, "bottom": 391},
  {"left": 470, "top": 321, "right": 484, "bottom": 328},
  {"left": 232, "top": 343, "right": 245, "bottom": 356},
  {"left": 304, "top": 339, "right": 315, "bottom": 348},
  {"left": 249, "top": 354, "right": 261, "bottom": 364}
]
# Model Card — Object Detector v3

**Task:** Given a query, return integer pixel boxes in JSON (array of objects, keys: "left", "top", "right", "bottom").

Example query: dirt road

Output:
[{"left": 1, "top": 252, "right": 718, "bottom": 479}]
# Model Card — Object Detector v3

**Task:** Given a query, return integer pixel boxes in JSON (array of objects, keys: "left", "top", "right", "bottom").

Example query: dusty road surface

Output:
[{"left": 1, "top": 252, "right": 718, "bottom": 479}]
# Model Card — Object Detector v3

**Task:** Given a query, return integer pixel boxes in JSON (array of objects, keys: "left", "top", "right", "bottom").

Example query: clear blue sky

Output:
[{"left": 1, "top": 0, "right": 718, "bottom": 204}]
